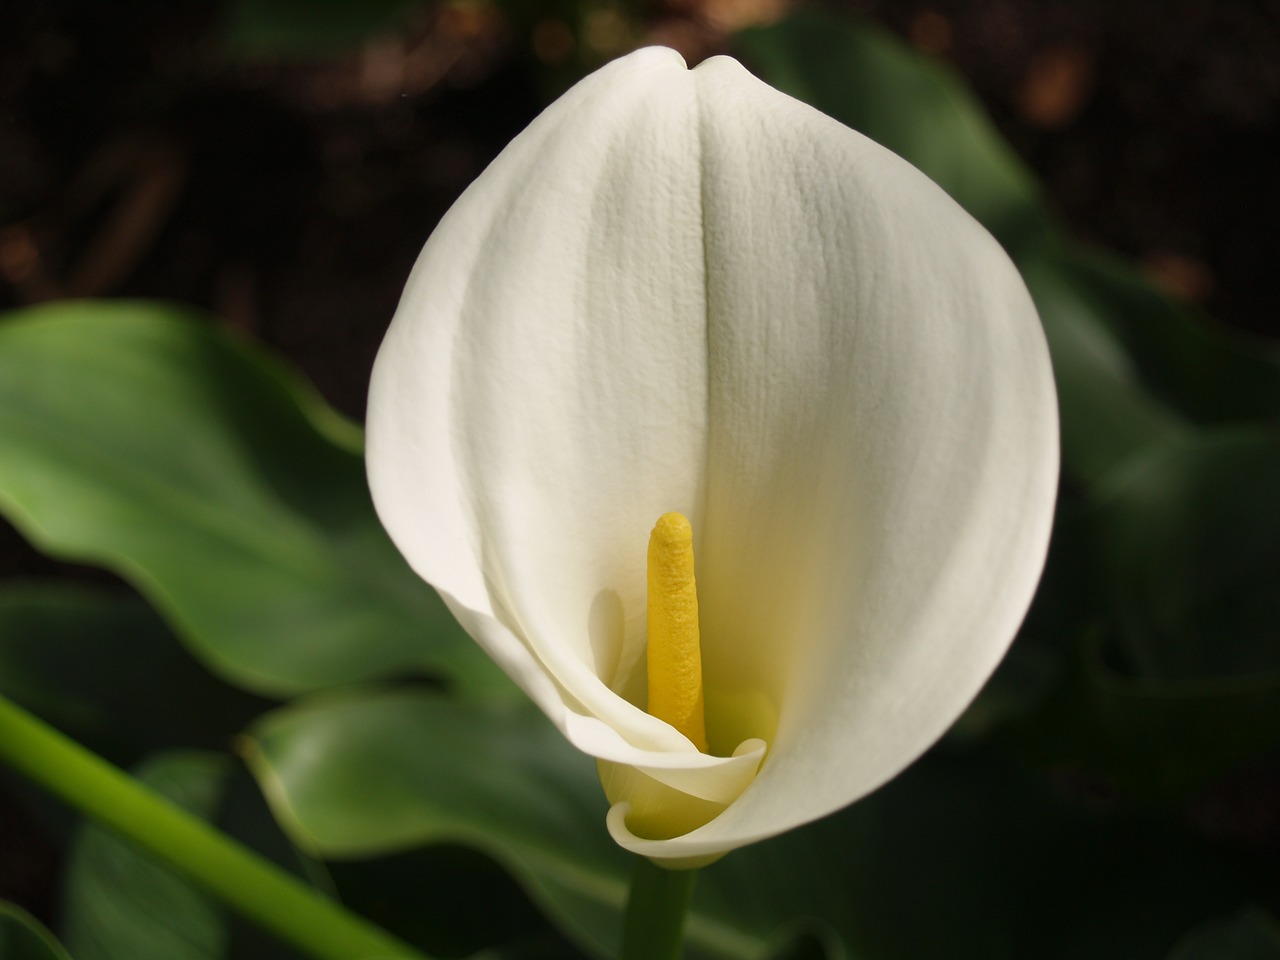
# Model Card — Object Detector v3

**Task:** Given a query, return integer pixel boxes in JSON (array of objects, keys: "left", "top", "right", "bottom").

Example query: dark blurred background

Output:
[
  {"left": 2, "top": 0, "right": 1277, "bottom": 427},
  {"left": 2, "top": 0, "right": 1278, "bottom": 930}
]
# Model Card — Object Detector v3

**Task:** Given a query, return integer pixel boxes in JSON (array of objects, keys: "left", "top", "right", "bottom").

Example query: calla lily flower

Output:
[{"left": 366, "top": 47, "right": 1058, "bottom": 868}]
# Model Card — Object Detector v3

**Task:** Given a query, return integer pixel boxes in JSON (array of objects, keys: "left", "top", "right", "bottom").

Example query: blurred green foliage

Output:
[
  {"left": 60, "top": 753, "right": 234, "bottom": 960},
  {"left": 242, "top": 686, "right": 1275, "bottom": 960},
  {"left": 0, "top": 586, "right": 268, "bottom": 768},
  {"left": 0, "top": 904, "right": 73, "bottom": 960},
  {"left": 1168, "top": 909, "right": 1280, "bottom": 960},
  {"left": 0, "top": 7, "right": 1277, "bottom": 960},
  {"left": 0, "top": 301, "right": 506, "bottom": 702},
  {"left": 222, "top": 0, "right": 431, "bottom": 57}
]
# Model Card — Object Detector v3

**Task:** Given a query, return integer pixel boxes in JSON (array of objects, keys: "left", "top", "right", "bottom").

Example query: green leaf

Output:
[
  {"left": 0, "top": 583, "right": 268, "bottom": 768},
  {"left": 1168, "top": 909, "right": 1280, "bottom": 960},
  {"left": 244, "top": 687, "right": 1273, "bottom": 960},
  {"left": 758, "top": 926, "right": 847, "bottom": 960},
  {"left": 1014, "top": 630, "right": 1280, "bottom": 802},
  {"left": 1050, "top": 251, "right": 1280, "bottom": 427},
  {"left": 735, "top": 13, "right": 1280, "bottom": 488},
  {"left": 327, "top": 847, "right": 591, "bottom": 959},
  {"left": 1005, "top": 427, "right": 1280, "bottom": 800},
  {"left": 58, "top": 751, "right": 324, "bottom": 960},
  {"left": 0, "top": 301, "right": 508, "bottom": 701},
  {"left": 242, "top": 687, "right": 636, "bottom": 958},
  {"left": 0, "top": 903, "right": 74, "bottom": 960},
  {"left": 734, "top": 12, "right": 1050, "bottom": 257},
  {"left": 60, "top": 753, "right": 232, "bottom": 960},
  {"left": 1018, "top": 249, "right": 1191, "bottom": 485},
  {"left": 221, "top": 0, "right": 430, "bottom": 58},
  {"left": 242, "top": 687, "right": 759, "bottom": 959},
  {"left": 1021, "top": 249, "right": 1280, "bottom": 488},
  {"left": 733, "top": 14, "right": 1185, "bottom": 486},
  {"left": 1092, "top": 427, "right": 1280, "bottom": 681}
]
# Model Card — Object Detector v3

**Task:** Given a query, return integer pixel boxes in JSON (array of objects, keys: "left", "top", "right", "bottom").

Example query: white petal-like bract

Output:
[{"left": 367, "top": 47, "right": 1058, "bottom": 866}]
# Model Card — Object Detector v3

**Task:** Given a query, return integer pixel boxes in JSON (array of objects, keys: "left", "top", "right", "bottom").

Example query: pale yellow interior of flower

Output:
[
  {"left": 596, "top": 759, "right": 731, "bottom": 842},
  {"left": 645, "top": 512, "right": 707, "bottom": 753},
  {"left": 596, "top": 512, "right": 775, "bottom": 845}
]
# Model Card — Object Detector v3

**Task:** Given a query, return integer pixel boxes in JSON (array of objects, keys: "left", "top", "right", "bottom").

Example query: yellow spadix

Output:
[{"left": 646, "top": 512, "right": 707, "bottom": 753}]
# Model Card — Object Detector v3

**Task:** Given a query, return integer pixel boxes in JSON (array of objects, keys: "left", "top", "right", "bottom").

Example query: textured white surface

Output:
[{"left": 366, "top": 47, "right": 1059, "bottom": 864}]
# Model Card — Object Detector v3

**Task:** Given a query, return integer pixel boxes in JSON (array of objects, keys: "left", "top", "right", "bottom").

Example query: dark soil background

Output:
[{"left": 1, "top": 0, "right": 1277, "bottom": 928}]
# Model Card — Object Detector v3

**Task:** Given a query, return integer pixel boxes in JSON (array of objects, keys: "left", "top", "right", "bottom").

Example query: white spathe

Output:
[{"left": 366, "top": 47, "right": 1059, "bottom": 867}]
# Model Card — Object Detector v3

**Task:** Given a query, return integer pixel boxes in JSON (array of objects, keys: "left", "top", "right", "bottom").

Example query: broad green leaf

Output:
[
  {"left": 759, "top": 927, "right": 846, "bottom": 960},
  {"left": 955, "top": 493, "right": 1101, "bottom": 742},
  {"left": 0, "top": 903, "right": 73, "bottom": 960},
  {"left": 1168, "top": 909, "right": 1280, "bottom": 960},
  {"left": 734, "top": 14, "right": 1186, "bottom": 486},
  {"left": 243, "top": 687, "right": 768, "bottom": 959},
  {"left": 1014, "top": 630, "right": 1280, "bottom": 802},
  {"left": 735, "top": 13, "right": 1280, "bottom": 488},
  {"left": 1019, "top": 250, "right": 1191, "bottom": 485},
  {"left": 327, "top": 847, "right": 591, "bottom": 959},
  {"left": 222, "top": 0, "right": 429, "bottom": 58},
  {"left": 0, "top": 301, "right": 508, "bottom": 701},
  {"left": 242, "top": 688, "right": 637, "bottom": 959},
  {"left": 1051, "top": 251, "right": 1280, "bottom": 426},
  {"left": 245, "top": 687, "right": 1272, "bottom": 960},
  {"left": 213, "top": 763, "right": 334, "bottom": 959},
  {"left": 59, "top": 752, "right": 319, "bottom": 960},
  {"left": 61, "top": 753, "right": 231, "bottom": 960},
  {"left": 1092, "top": 427, "right": 1280, "bottom": 681},
  {"left": 1004, "top": 427, "right": 1280, "bottom": 799},
  {"left": 0, "top": 583, "right": 268, "bottom": 767},
  {"left": 734, "top": 12, "right": 1050, "bottom": 257}
]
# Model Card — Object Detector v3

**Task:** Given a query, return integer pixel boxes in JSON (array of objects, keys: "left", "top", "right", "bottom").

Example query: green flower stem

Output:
[
  {"left": 621, "top": 856, "right": 698, "bottom": 960},
  {"left": 0, "top": 694, "right": 428, "bottom": 960}
]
